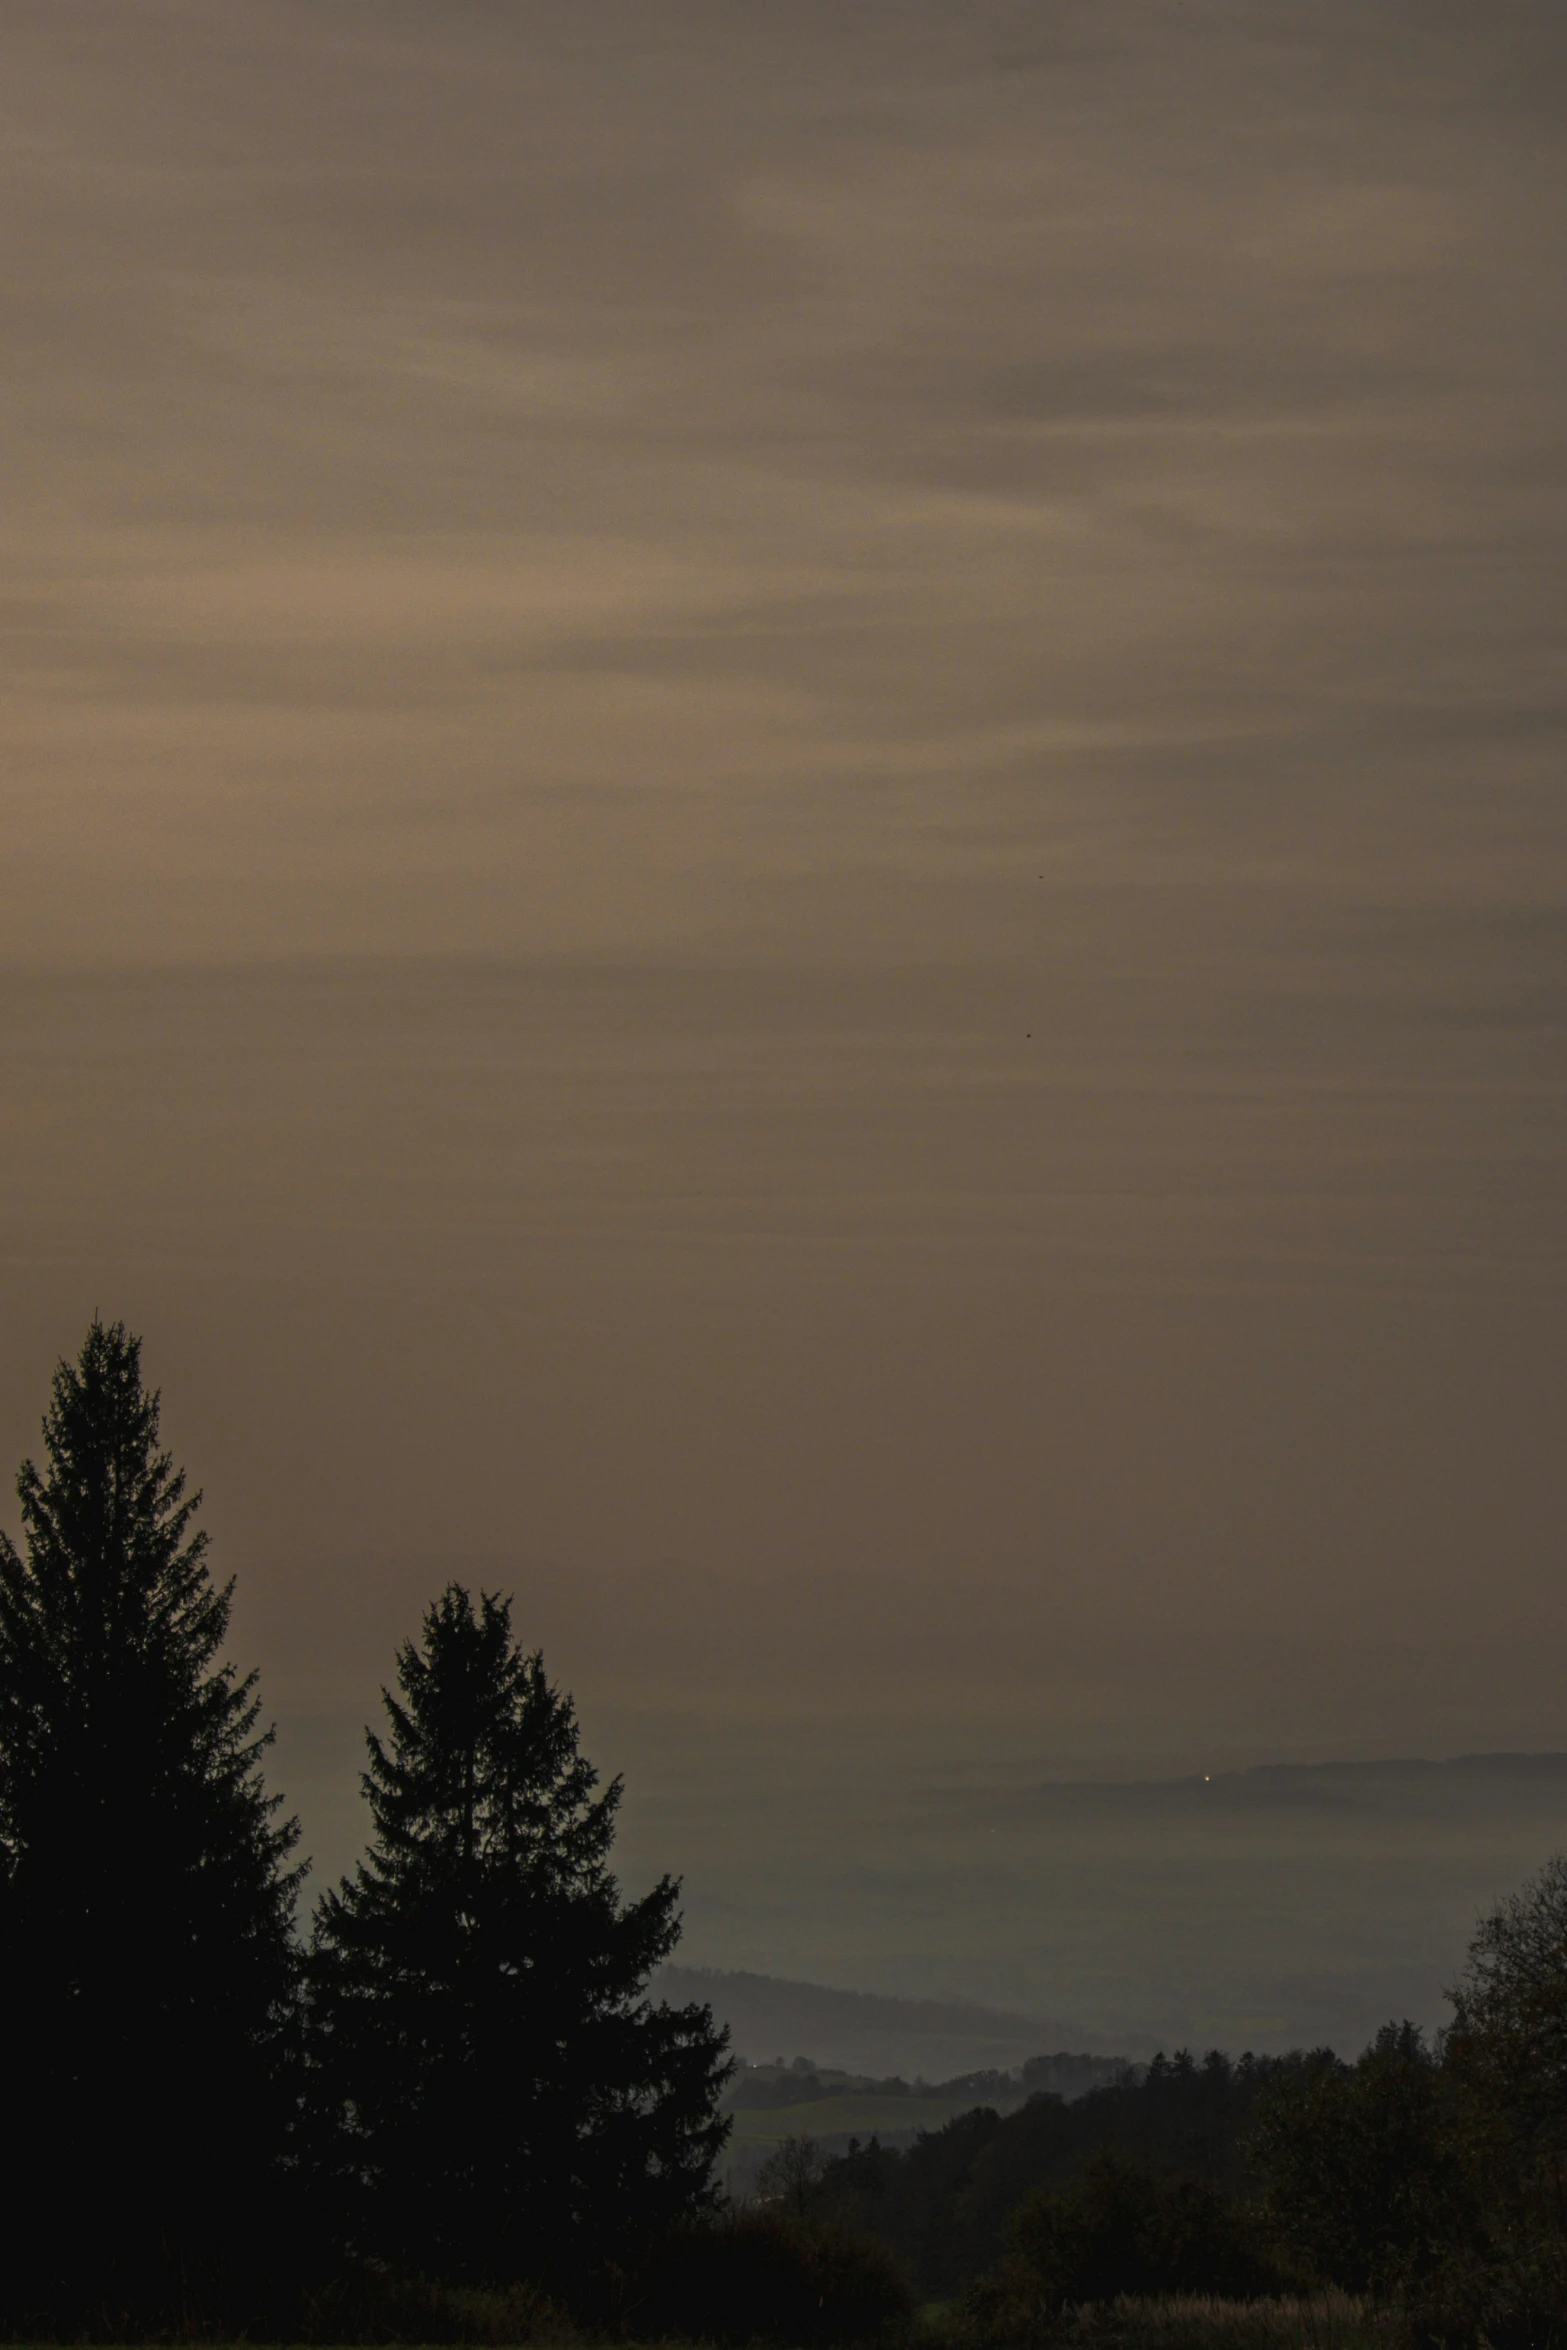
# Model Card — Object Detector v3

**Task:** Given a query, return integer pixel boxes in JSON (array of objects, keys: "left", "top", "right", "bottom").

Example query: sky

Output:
[{"left": 2, "top": 0, "right": 1565, "bottom": 2043}]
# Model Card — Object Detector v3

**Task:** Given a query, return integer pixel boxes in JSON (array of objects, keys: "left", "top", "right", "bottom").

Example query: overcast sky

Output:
[{"left": 2, "top": 0, "right": 1565, "bottom": 2024}]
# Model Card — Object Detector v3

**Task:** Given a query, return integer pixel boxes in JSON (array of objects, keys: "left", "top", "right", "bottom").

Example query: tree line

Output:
[
  {"left": 773, "top": 1897, "right": 1567, "bottom": 2343},
  {"left": 0, "top": 1322, "right": 733, "bottom": 2334},
  {"left": 6, "top": 1321, "right": 1567, "bottom": 2347}
]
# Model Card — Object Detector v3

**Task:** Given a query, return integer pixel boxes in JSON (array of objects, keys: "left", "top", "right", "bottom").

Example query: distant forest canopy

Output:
[
  {"left": 10, "top": 1322, "right": 1567, "bottom": 2347},
  {"left": 791, "top": 2049, "right": 1305, "bottom": 2300},
  {"left": 724, "top": 2055, "right": 1129, "bottom": 2112}
]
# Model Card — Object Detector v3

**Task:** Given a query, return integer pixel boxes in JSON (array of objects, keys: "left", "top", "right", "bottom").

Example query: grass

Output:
[
  {"left": 917, "top": 2293, "right": 1393, "bottom": 2350},
  {"left": 2, "top": 2314, "right": 1386, "bottom": 2350}
]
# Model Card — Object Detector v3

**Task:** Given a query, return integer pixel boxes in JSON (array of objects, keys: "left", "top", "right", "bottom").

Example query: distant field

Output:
[{"left": 725, "top": 2086, "right": 1026, "bottom": 2146}]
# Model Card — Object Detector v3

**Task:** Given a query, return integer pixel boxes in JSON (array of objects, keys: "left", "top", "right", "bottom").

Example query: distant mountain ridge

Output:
[
  {"left": 1004, "top": 1751, "right": 1567, "bottom": 1823},
  {"left": 660, "top": 1755, "right": 1567, "bottom": 2068},
  {"left": 653, "top": 1963, "right": 1090, "bottom": 2078}
]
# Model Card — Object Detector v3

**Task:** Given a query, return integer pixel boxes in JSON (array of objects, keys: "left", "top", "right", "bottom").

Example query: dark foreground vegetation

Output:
[{"left": 3, "top": 1324, "right": 1567, "bottom": 2347}]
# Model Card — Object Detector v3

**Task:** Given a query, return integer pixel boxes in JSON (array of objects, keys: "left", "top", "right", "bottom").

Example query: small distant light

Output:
[{"left": 1204, "top": 1775, "right": 1211, "bottom": 1783}]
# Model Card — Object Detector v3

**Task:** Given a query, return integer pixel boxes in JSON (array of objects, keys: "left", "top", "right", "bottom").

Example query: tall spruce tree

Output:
[
  {"left": 309, "top": 1583, "right": 731, "bottom": 2287},
  {"left": 0, "top": 1321, "right": 303, "bottom": 2320}
]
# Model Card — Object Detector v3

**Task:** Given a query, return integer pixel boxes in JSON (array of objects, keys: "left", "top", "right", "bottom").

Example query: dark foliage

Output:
[
  {"left": 629, "top": 2209, "right": 913, "bottom": 2346},
  {"left": 307, "top": 1582, "right": 732, "bottom": 2287},
  {"left": 1445, "top": 1857, "right": 1567, "bottom": 2203},
  {"left": 957, "top": 2303, "right": 1392, "bottom": 2350},
  {"left": 967, "top": 2150, "right": 1287, "bottom": 2337},
  {"left": 821, "top": 2106, "right": 1010, "bottom": 2298},
  {"left": 297, "top": 2264, "right": 569, "bottom": 2345},
  {"left": 0, "top": 1321, "right": 303, "bottom": 2329},
  {"left": 1402, "top": 1863, "right": 1567, "bottom": 2347},
  {"left": 757, "top": 2132, "right": 835, "bottom": 2217},
  {"left": 1250, "top": 2026, "right": 1474, "bottom": 2297},
  {"left": 816, "top": 2050, "right": 1285, "bottom": 2298}
]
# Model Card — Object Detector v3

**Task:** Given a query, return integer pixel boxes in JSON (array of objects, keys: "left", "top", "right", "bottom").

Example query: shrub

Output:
[
  {"left": 966, "top": 2154, "right": 1288, "bottom": 2341},
  {"left": 631, "top": 2208, "right": 914, "bottom": 2345},
  {"left": 297, "top": 2263, "right": 572, "bottom": 2343}
]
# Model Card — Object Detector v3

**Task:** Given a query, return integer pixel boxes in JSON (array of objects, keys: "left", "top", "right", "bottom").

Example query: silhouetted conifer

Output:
[
  {"left": 0, "top": 1320, "right": 303, "bottom": 2323},
  {"left": 308, "top": 1583, "right": 731, "bottom": 2288}
]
